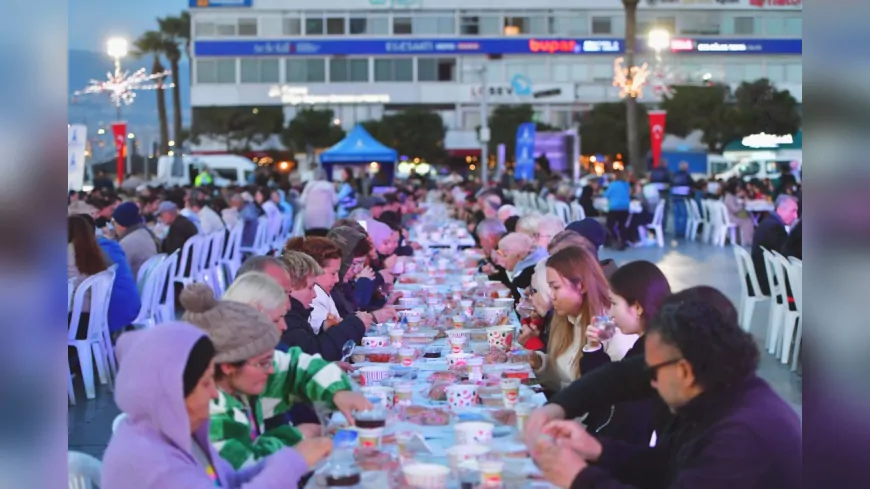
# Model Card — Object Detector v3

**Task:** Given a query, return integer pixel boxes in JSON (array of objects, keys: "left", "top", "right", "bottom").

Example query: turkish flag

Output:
[
  {"left": 648, "top": 110, "right": 666, "bottom": 169},
  {"left": 110, "top": 122, "right": 127, "bottom": 185}
]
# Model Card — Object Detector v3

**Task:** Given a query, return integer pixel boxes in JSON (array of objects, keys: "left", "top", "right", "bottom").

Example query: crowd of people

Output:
[{"left": 68, "top": 167, "right": 800, "bottom": 489}]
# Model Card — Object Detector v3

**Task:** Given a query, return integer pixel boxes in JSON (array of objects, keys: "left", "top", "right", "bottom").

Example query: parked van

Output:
[
  {"left": 715, "top": 157, "right": 802, "bottom": 183},
  {"left": 154, "top": 154, "right": 257, "bottom": 187}
]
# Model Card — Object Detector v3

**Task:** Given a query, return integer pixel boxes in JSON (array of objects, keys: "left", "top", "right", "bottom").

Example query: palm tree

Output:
[
  {"left": 132, "top": 31, "right": 170, "bottom": 155},
  {"left": 623, "top": 0, "right": 644, "bottom": 177},
  {"left": 158, "top": 13, "right": 189, "bottom": 146}
]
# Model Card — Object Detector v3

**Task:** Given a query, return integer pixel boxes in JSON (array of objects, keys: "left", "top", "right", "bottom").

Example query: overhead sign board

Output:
[{"left": 190, "top": 0, "right": 252, "bottom": 7}]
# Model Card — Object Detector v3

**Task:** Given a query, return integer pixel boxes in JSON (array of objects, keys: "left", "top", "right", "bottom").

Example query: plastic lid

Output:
[{"left": 333, "top": 429, "right": 358, "bottom": 449}]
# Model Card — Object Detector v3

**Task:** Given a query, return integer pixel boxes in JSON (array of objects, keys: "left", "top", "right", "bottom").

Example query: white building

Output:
[{"left": 189, "top": 0, "right": 802, "bottom": 156}]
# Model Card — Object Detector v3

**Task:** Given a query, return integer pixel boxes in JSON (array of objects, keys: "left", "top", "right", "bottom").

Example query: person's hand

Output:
[
  {"left": 410, "top": 241, "right": 423, "bottom": 251},
  {"left": 324, "top": 313, "right": 341, "bottom": 329},
  {"left": 355, "top": 311, "right": 373, "bottom": 328},
  {"left": 295, "top": 437, "right": 333, "bottom": 468},
  {"left": 523, "top": 404, "right": 566, "bottom": 446},
  {"left": 333, "top": 391, "right": 373, "bottom": 425},
  {"left": 531, "top": 438, "right": 588, "bottom": 489},
  {"left": 379, "top": 269, "right": 394, "bottom": 284},
  {"left": 481, "top": 263, "right": 496, "bottom": 276},
  {"left": 384, "top": 254, "right": 399, "bottom": 271},
  {"left": 336, "top": 361, "right": 357, "bottom": 373},
  {"left": 373, "top": 306, "right": 397, "bottom": 324},
  {"left": 529, "top": 352, "right": 543, "bottom": 371},
  {"left": 542, "top": 420, "right": 603, "bottom": 462},
  {"left": 518, "top": 323, "right": 540, "bottom": 345},
  {"left": 296, "top": 423, "right": 323, "bottom": 439},
  {"left": 387, "top": 291, "right": 404, "bottom": 305},
  {"left": 585, "top": 324, "right": 602, "bottom": 350},
  {"left": 356, "top": 266, "right": 375, "bottom": 280}
]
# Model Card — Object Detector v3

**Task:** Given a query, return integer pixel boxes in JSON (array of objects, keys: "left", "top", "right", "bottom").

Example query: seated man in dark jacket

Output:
[
  {"left": 526, "top": 287, "right": 801, "bottom": 489},
  {"left": 750, "top": 194, "right": 800, "bottom": 295},
  {"left": 157, "top": 201, "right": 198, "bottom": 255}
]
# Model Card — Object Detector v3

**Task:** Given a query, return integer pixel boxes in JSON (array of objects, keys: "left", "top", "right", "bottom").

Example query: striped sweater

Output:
[{"left": 208, "top": 347, "right": 352, "bottom": 469}]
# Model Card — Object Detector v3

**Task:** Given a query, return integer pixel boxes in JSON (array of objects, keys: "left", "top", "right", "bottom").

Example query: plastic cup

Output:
[
  {"left": 466, "top": 356, "right": 484, "bottom": 382},
  {"left": 359, "top": 366, "right": 391, "bottom": 386},
  {"left": 452, "top": 315, "right": 466, "bottom": 329},
  {"left": 448, "top": 336, "right": 467, "bottom": 353},
  {"left": 500, "top": 378, "right": 521, "bottom": 408},
  {"left": 454, "top": 421, "right": 494, "bottom": 444},
  {"left": 514, "top": 402, "right": 535, "bottom": 433},
  {"left": 362, "top": 336, "right": 390, "bottom": 348},
  {"left": 399, "top": 347, "right": 416, "bottom": 367},
  {"left": 479, "top": 460, "right": 504, "bottom": 488},
  {"left": 486, "top": 326, "right": 515, "bottom": 351},
  {"left": 395, "top": 382, "right": 414, "bottom": 406},
  {"left": 357, "top": 427, "right": 383, "bottom": 449},
  {"left": 446, "top": 353, "right": 472, "bottom": 369},
  {"left": 445, "top": 384, "right": 479, "bottom": 411},
  {"left": 402, "top": 463, "right": 450, "bottom": 489},
  {"left": 389, "top": 329, "right": 404, "bottom": 347},
  {"left": 361, "top": 386, "right": 395, "bottom": 409},
  {"left": 446, "top": 444, "right": 490, "bottom": 472},
  {"left": 495, "top": 289, "right": 510, "bottom": 298}
]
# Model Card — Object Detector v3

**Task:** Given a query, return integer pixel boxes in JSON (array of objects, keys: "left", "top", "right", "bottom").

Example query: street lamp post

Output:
[{"left": 479, "top": 64, "right": 490, "bottom": 187}]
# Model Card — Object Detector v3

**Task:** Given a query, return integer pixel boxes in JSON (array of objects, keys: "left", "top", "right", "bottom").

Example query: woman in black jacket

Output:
[{"left": 579, "top": 260, "right": 672, "bottom": 445}]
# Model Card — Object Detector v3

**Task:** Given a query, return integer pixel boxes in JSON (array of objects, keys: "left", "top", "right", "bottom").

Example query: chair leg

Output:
[
  {"left": 742, "top": 300, "right": 756, "bottom": 333},
  {"left": 91, "top": 342, "right": 109, "bottom": 385},
  {"left": 656, "top": 226, "right": 664, "bottom": 248},
  {"left": 75, "top": 345, "right": 96, "bottom": 399},
  {"left": 791, "top": 317, "right": 802, "bottom": 371},
  {"left": 68, "top": 363, "right": 76, "bottom": 405},
  {"left": 767, "top": 305, "right": 783, "bottom": 355},
  {"left": 781, "top": 313, "right": 799, "bottom": 364}
]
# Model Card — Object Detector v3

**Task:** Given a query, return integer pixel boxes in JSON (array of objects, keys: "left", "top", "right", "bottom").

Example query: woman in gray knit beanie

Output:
[{"left": 179, "top": 284, "right": 371, "bottom": 470}]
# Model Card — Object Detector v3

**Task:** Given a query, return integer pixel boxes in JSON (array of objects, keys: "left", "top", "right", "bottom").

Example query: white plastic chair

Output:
[
  {"left": 699, "top": 200, "right": 714, "bottom": 244},
  {"left": 272, "top": 212, "right": 294, "bottom": 251},
  {"left": 786, "top": 259, "right": 802, "bottom": 370},
  {"left": 570, "top": 201, "right": 586, "bottom": 222},
  {"left": 68, "top": 266, "right": 117, "bottom": 399},
  {"left": 201, "top": 231, "right": 226, "bottom": 297},
  {"left": 155, "top": 250, "right": 180, "bottom": 323},
  {"left": 732, "top": 245, "right": 771, "bottom": 333},
  {"left": 686, "top": 199, "right": 702, "bottom": 241},
  {"left": 761, "top": 248, "right": 788, "bottom": 356},
  {"left": 131, "top": 254, "right": 167, "bottom": 329},
  {"left": 774, "top": 252, "right": 801, "bottom": 364},
  {"left": 135, "top": 254, "right": 166, "bottom": 293},
  {"left": 68, "top": 450, "right": 102, "bottom": 489},
  {"left": 712, "top": 201, "right": 738, "bottom": 247},
  {"left": 240, "top": 216, "right": 270, "bottom": 257},
  {"left": 68, "top": 278, "right": 77, "bottom": 405},
  {"left": 222, "top": 223, "right": 244, "bottom": 283},
  {"left": 172, "top": 234, "right": 206, "bottom": 289},
  {"left": 645, "top": 200, "right": 666, "bottom": 248},
  {"left": 552, "top": 201, "right": 572, "bottom": 225}
]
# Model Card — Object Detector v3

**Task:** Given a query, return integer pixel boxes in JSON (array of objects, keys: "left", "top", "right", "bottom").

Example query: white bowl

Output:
[
  {"left": 402, "top": 463, "right": 450, "bottom": 489},
  {"left": 454, "top": 421, "right": 495, "bottom": 444},
  {"left": 445, "top": 444, "right": 490, "bottom": 471}
]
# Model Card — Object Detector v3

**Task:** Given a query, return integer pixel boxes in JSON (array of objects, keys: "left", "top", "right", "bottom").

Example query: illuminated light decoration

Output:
[
  {"left": 741, "top": 133, "right": 794, "bottom": 148},
  {"left": 74, "top": 67, "right": 173, "bottom": 108},
  {"left": 612, "top": 57, "right": 649, "bottom": 99},
  {"left": 268, "top": 85, "right": 389, "bottom": 105}
]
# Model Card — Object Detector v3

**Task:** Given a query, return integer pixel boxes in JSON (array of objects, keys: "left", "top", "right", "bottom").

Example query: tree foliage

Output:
[
  {"left": 730, "top": 78, "right": 801, "bottom": 141},
  {"left": 359, "top": 108, "right": 447, "bottom": 163},
  {"left": 281, "top": 108, "right": 346, "bottom": 152},
  {"left": 191, "top": 106, "right": 283, "bottom": 152},
  {"left": 579, "top": 102, "right": 650, "bottom": 157}
]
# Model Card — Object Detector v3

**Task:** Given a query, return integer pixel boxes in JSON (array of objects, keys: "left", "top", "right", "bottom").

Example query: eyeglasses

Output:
[
  {"left": 245, "top": 357, "right": 274, "bottom": 372},
  {"left": 644, "top": 358, "right": 683, "bottom": 382}
]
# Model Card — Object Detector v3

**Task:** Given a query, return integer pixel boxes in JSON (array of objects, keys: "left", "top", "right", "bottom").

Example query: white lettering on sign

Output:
[
  {"left": 741, "top": 133, "right": 794, "bottom": 148},
  {"left": 582, "top": 40, "right": 619, "bottom": 53},
  {"left": 697, "top": 42, "right": 747, "bottom": 52},
  {"left": 669, "top": 39, "right": 695, "bottom": 51},
  {"left": 385, "top": 41, "right": 434, "bottom": 52}
]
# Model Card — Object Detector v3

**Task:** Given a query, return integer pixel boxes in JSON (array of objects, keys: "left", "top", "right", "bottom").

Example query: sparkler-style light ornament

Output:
[
  {"left": 612, "top": 57, "right": 650, "bottom": 99},
  {"left": 74, "top": 67, "right": 174, "bottom": 108}
]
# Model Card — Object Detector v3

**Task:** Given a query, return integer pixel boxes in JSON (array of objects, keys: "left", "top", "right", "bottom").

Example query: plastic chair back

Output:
[
  {"left": 136, "top": 254, "right": 166, "bottom": 293},
  {"left": 68, "top": 266, "right": 117, "bottom": 342},
  {"left": 651, "top": 200, "right": 666, "bottom": 226},
  {"left": 68, "top": 451, "right": 102, "bottom": 489},
  {"left": 570, "top": 201, "right": 585, "bottom": 222}
]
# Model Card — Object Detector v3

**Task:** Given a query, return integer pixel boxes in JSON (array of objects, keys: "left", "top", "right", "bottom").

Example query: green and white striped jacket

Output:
[{"left": 208, "top": 347, "right": 352, "bottom": 469}]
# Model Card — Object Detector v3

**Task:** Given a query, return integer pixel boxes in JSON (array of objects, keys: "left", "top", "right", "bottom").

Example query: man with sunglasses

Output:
[{"left": 526, "top": 287, "right": 801, "bottom": 489}]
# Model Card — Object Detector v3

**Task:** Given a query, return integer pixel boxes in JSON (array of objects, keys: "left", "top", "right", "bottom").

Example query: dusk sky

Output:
[{"left": 69, "top": 0, "right": 186, "bottom": 52}]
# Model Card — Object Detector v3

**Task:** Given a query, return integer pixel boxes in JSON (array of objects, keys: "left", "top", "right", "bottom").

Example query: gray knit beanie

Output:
[
  {"left": 327, "top": 226, "right": 367, "bottom": 279},
  {"left": 180, "top": 283, "right": 279, "bottom": 363}
]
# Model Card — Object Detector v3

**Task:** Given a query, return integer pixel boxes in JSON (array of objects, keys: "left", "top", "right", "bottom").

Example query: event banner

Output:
[
  {"left": 68, "top": 125, "right": 87, "bottom": 191},
  {"left": 648, "top": 110, "right": 667, "bottom": 169},
  {"left": 514, "top": 123, "right": 536, "bottom": 181},
  {"left": 111, "top": 122, "right": 127, "bottom": 185}
]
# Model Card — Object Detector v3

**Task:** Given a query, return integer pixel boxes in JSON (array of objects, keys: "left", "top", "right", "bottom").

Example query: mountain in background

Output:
[{"left": 69, "top": 49, "right": 190, "bottom": 161}]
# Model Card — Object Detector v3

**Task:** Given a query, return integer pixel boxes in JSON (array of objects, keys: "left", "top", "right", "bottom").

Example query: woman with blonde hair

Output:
[
  {"left": 495, "top": 232, "right": 549, "bottom": 300},
  {"left": 223, "top": 272, "right": 289, "bottom": 334},
  {"left": 515, "top": 213, "right": 543, "bottom": 239},
  {"left": 529, "top": 245, "right": 635, "bottom": 392}
]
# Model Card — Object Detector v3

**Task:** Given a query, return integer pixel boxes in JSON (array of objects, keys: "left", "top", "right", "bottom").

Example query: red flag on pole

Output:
[
  {"left": 648, "top": 110, "right": 667, "bottom": 169},
  {"left": 111, "top": 122, "right": 127, "bottom": 185}
]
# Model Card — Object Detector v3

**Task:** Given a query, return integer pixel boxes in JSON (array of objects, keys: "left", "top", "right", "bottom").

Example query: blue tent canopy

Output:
[{"left": 319, "top": 125, "right": 398, "bottom": 164}]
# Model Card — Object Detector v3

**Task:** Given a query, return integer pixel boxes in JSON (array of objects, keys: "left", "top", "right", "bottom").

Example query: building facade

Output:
[{"left": 189, "top": 0, "right": 802, "bottom": 155}]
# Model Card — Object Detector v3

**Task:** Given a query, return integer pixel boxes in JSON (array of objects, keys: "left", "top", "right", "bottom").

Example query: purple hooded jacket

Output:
[{"left": 101, "top": 322, "right": 309, "bottom": 489}]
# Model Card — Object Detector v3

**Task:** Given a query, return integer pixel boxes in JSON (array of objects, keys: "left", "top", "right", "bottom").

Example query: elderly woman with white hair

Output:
[
  {"left": 494, "top": 232, "right": 549, "bottom": 300},
  {"left": 497, "top": 205, "right": 520, "bottom": 223},
  {"left": 518, "top": 258, "right": 554, "bottom": 352},
  {"left": 516, "top": 213, "right": 565, "bottom": 249}
]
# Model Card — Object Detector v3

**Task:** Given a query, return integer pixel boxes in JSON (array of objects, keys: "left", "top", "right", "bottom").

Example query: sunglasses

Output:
[{"left": 644, "top": 357, "right": 683, "bottom": 382}]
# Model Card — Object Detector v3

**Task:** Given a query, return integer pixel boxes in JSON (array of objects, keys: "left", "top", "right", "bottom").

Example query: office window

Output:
[
  {"left": 330, "top": 58, "right": 368, "bottom": 82},
  {"left": 504, "top": 16, "right": 549, "bottom": 35},
  {"left": 678, "top": 14, "right": 720, "bottom": 35},
  {"left": 591, "top": 63, "right": 611, "bottom": 81},
  {"left": 374, "top": 59, "right": 413, "bottom": 82},
  {"left": 462, "top": 111, "right": 481, "bottom": 131},
  {"left": 286, "top": 59, "right": 326, "bottom": 83},
  {"left": 784, "top": 17, "right": 802, "bottom": 36},
  {"left": 305, "top": 18, "right": 324, "bottom": 35},
  {"left": 394, "top": 17, "right": 412, "bottom": 35},
  {"left": 733, "top": 17, "right": 755, "bottom": 35},
  {"left": 766, "top": 63, "right": 786, "bottom": 83},
  {"left": 195, "top": 22, "right": 215, "bottom": 37},
  {"left": 744, "top": 63, "right": 764, "bottom": 81},
  {"left": 505, "top": 60, "right": 547, "bottom": 83},
  {"left": 552, "top": 12, "right": 588, "bottom": 36},
  {"left": 238, "top": 18, "right": 257, "bottom": 36},
  {"left": 786, "top": 64, "right": 802, "bottom": 83},
  {"left": 197, "top": 59, "right": 236, "bottom": 84},
  {"left": 413, "top": 15, "right": 455, "bottom": 35},
  {"left": 552, "top": 61, "right": 589, "bottom": 83},
  {"left": 240, "top": 59, "right": 279, "bottom": 83},
  {"left": 418, "top": 58, "right": 456, "bottom": 82},
  {"left": 460, "top": 15, "right": 500, "bottom": 35},
  {"left": 283, "top": 18, "right": 302, "bottom": 35},
  {"left": 326, "top": 17, "right": 345, "bottom": 35},
  {"left": 591, "top": 17, "right": 612, "bottom": 35},
  {"left": 723, "top": 63, "right": 744, "bottom": 83},
  {"left": 349, "top": 18, "right": 367, "bottom": 34},
  {"left": 216, "top": 23, "right": 236, "bottom": 36}
]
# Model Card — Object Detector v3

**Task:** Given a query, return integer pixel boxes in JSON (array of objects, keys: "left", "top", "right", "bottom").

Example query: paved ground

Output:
[{"left": 68, "top": 239, "right": 802, "bottom": 458}]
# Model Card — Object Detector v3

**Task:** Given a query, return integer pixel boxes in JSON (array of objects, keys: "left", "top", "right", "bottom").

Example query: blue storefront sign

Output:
[
  {"left": 194, "top": 37, "right": 801, "bottom": 57},
  {"left": 515, "top": 123, "right": 536, "bottom": 181},
  {"left": 189, "top": 0, "right": 252, "bottom": 7}
]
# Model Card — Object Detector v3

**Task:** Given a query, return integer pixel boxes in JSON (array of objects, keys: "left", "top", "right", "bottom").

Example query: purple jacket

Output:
[{"left": 101, "top": 322, "right": 309, "bottom": 489}]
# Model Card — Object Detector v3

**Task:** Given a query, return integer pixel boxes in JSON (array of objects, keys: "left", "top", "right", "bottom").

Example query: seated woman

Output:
[
  {"left": 529, "top": 246, "right": 635, "bottom": 393},
  {"left": 495, "top": 232, "right": 549, "bottom": 301},
  {"left": 517, "top": 258, "right": 554, "bottom": 353},
  {"left": 580, "top": 260, "right": 672, "bottom": 445},
  {"left": 723, "top": 180, "right": 755, "bottom": 246},
  {"left": 179, "top": 284, "right": 371, "bottom": 470},
  {"left": 102, "top": 322, "right": 331, "bottom": 489},
  {"left": 68, "top": 215, "right": 109, "bottom": 340},
  {"left": 326, "top": 225, "right": 396, "bottom": 323}
]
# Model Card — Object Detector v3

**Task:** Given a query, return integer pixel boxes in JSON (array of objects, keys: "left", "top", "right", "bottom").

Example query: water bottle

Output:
[{"left": 323, "top": 430, "right": 361, "bottom": 488}]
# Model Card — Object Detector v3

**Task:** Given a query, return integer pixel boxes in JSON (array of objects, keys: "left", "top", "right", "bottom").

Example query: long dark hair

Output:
[
  {"left": 68, "top": 215, "right": 108, "bottom": 276},
  {"left": 609, "top": 260, "right": 671, "bottom": 331}
]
